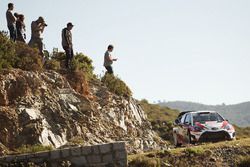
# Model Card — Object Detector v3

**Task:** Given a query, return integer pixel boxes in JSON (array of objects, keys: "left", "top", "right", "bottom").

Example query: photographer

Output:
[
  {"left": 28, "top": 16, "right": 47, "bottom": 56},
  {"left": 15, "top": 13, "right": 26, "bottom": 43}
]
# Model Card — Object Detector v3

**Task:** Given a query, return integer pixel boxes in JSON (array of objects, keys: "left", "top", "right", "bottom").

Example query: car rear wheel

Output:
[{"left": 173, "top": 133, "right": 182, "bottom": 147}]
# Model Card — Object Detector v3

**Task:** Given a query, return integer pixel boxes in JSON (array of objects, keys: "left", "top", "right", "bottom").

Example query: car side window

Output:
[
  {"left": 180, "top": 114, "right": 186, "bottom": 124},
  {"left": 184, "top": 114, "right": 191, "bottom": 125}
]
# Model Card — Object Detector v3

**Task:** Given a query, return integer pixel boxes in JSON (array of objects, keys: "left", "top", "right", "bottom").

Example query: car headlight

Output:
[{"left": 224, "top": 124, "right": 234, "bottom": 130}]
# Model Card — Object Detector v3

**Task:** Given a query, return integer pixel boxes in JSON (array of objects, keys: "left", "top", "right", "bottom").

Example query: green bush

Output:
[
  {"left": 15, "top": 144, "right": 53, "bottom": 154},
  {"left": 50, "top": 51, "right": 94, "bottom": 78},
  {"left": 71, "top": 53, "right": 94, "bottom": 76},
  {"left": 101, "top": 74, "right": 132, "bottom": 97},
  {"left": 185, "top": 147, "right": 205, "bottom": 156},
  {"left": 0, "top": 31, "right": 43, "bottom": 71},
  {"left": 44, "top": 59, "right": 61, "bottom": 70},
  {"left": 139, "top": 100, "right": 179, "bottom": 143},
  {"left": 0, "top": 31, "right": 16, "bottom": 70},
  {"left": 14, "top": 42, "right": 43, "bottom": 71},
  {"left": 129, "top": 156, "right": 160, "bottom": 167}
]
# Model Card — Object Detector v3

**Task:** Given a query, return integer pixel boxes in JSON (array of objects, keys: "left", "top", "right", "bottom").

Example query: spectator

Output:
[
  {"left": 15, "top": 14, "right": 26, "bottom": 43},
  {"left": 6, "top": 3, "right": 16, "bottom": 41},
  {"left": 104, "top": 45, "right": 117, "bottom": 74},
  {"left": 62, "top": 22, "right": 74, "bottom": 69},
  {"left": 28, "top": 17, "right": 47, "bottom": 56}
]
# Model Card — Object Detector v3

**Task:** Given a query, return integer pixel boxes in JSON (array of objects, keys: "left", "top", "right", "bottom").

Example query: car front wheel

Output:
[
  {"left": 173, "top": 132, "right": 182, "bottom": 147},
  {"left": 187, "top": 131, "right": 195, "bottom": 144}
]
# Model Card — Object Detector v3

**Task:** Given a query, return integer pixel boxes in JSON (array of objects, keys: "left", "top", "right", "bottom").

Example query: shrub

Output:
[
  {"left": 129, "top": 156, "right": 160, "bottom": 167},
  {"left": 44, "top": 59, "right": 61, "bottom": 70},
  {"left": 71, "top": 53, "right": 94, "bottom": 76},
  {"left": 237, "top": 156, "right": 250, "bottom": 167},
  {"left": 64, "top": 71, "right": 90, "bottom": 96},
  {"left": 101, "top": 74, "right": 132, "bottom": 97},
  {"left": 15, "top": 144, "right": 53, "bottom": 154},
  {"left": 50, "top": 51, "right": 94, "bottom": 78},
  {"left": 185, "top": 147, "right": 205, "bottom": 156},
  {"left": 0, "top": 31, "right": 16, "bottom": 70},
  {"left": 0, "top": 31, "right": 43, "bottom": 71},
  {"left": 14, "top": 42, "right": 43, "bottom": 71}
]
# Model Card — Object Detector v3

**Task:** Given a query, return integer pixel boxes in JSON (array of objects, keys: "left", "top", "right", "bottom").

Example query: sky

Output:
[{"left": 1, "top": 0, "right": 250, "bottom": 105}]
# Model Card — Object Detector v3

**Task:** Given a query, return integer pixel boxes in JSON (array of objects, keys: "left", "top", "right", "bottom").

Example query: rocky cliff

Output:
[{"left": 0, "top": 69, "right": 161, "bottom": 155}]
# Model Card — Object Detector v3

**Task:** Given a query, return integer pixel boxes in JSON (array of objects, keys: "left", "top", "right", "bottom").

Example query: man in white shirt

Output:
[{"left": 104, "top": 45, "right": 117, "bottom": 74}]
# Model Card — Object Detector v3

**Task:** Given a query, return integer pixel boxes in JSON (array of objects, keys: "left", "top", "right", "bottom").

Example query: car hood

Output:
[{"left": 195, "top": 121, "right": 229, "bottom": 130}]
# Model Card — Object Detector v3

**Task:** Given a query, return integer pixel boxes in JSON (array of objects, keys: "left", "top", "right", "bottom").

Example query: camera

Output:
[{"left": 41, "top": 22, "right": 48, "bottom": 27}]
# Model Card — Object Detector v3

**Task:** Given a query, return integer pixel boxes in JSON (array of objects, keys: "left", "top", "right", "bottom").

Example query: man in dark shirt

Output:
[
  {"left": 62, "top": 22, "right": 74, "bottom": 69},
  {"left": 6, "top": 3, "right": 16, "bottom": 41}
]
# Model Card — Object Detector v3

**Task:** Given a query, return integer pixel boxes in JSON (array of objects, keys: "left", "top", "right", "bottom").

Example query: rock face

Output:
[{"left": 0, "top": 69, "right": 161, "bottom": 153}]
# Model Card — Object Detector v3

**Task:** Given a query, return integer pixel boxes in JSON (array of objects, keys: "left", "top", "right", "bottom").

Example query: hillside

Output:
[
  {"left": 159, "top": 101, "right": 250, "bottom": 127},
  {"left": 0, "top": 32, "right": 165, "bottom": 155},
  {"left": 129, "top": 138, "right": 250, "bottom": 167},
  {"left": 139, "top": 100, "right": 179, "bottom": 144}
]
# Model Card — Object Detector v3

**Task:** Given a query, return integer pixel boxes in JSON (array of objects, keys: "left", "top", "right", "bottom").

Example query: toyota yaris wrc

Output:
[{"left": 173, "top": 111, "right": 235, "bottom": 146}]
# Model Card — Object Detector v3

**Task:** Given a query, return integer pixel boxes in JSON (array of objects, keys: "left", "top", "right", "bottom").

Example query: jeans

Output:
[
  {"left": 8, "top": 25, "right": 16, "bottom": 41},
  {"left": 105, "top": 66, "right": 113, "bottom": 74},
  {"left": 63, "top": 46, "right": 74, "bottom": 68}
]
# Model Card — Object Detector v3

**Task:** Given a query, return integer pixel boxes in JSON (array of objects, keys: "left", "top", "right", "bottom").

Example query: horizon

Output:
[
  {"left": 1, "top": 0, "right": 250, "bottom": 105},
  {"left": 156, "top": 100, "right": 250, "bottom": 106}
]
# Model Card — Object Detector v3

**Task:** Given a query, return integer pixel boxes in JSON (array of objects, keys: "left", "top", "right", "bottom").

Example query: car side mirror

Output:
[{"left": 174, "top": 119, "right": 180, "bottom": 125}]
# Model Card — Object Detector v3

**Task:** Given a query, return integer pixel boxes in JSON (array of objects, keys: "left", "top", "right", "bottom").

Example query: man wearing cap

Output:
[
  {"left": 28, "top": 16, "right": 47, "bottom": 56},
  {"left": 62, "top": 22, "right": 74, "bottom": 69},
  {"left": 6, "top": 3, "right": 16, "bottom": 41}
]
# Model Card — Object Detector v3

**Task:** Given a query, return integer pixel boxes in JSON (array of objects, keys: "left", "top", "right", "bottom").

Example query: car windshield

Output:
[{"left": 192, "top": 112, "right": 224, "bottom": 124}]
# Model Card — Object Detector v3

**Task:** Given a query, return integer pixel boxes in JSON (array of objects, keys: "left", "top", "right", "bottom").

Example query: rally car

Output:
[{"left": 173, "top": 110, "right": 235, "bottom": 146}]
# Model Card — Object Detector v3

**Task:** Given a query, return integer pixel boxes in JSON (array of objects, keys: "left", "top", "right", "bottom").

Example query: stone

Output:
[
  {"left": 61, "top": 148, "right": 71, "bottom": 158},
  {"left": 99, "top": 144, "right": 111, "bottom": 154},
  {"left": 113, "top": 142, "right": 126, "bottom": 151},
  {"left": 115, "top": 151, "right": 127, "bottom": 160},
  {"left": 115, "top": 159, "right": 127, "bottom": 167},
  {"left": 71, "top": 147, "right": 81, "bottom": 156},
  {"left": 92, "top": 145, "right": 100, "bottom": 154},
  {"left": 34, "top": 151, "right": 50, "bottom": 159},
  {"left": 70, "top": 156, "right": 87, "bottom": 166},
  {"left": 50, "top": 150, "right": 61, "bottom": 159},
  {"left": 87, "top": 155, "right": 102, "bottom": 164},
  {"left": 102, "top": 153, "right": 113, "bottom": 163},
  {"left": 82, "top": 146, "right": 92, "bottom": 155}
]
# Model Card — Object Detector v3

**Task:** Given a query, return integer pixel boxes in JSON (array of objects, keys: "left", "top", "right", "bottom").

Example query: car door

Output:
[
  {"left": 183, "top": 113, "right": 192, "bottom": 143},
  {"left": 177, "top": 114, "right": 188, "bottom": 143}
]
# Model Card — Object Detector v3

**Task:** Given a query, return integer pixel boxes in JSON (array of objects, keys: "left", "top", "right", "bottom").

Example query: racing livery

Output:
[{"left": 173, "top": 111, "right": 236, "bottom": 146}]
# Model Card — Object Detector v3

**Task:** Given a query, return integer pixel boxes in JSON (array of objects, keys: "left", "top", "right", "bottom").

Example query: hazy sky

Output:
[{"left": 1, "top": 0, "right": 250, "bottom": 105}]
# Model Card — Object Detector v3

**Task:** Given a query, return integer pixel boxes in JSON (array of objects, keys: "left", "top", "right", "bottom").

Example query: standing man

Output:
[
  {"left": 6, "top": 3, "right": 16, "bottom": 41},
  {"left": 104, "top": 45, "right": 117, "bottom": 74},
  {"left": 62, "top": 22, "right": 74, "bottom": 69},
  {"left": 28, "top": 17, "right": 47, "bottom": 56}
]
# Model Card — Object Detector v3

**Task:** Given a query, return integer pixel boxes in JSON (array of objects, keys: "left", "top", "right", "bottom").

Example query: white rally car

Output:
[{"left": 173, "top": 110, "right": 236, "bottom": 146}]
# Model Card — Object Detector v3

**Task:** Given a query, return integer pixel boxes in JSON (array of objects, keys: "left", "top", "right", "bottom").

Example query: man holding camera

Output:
[{"left": 28, "top": 16, "right": 47, "bottom": 56}]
